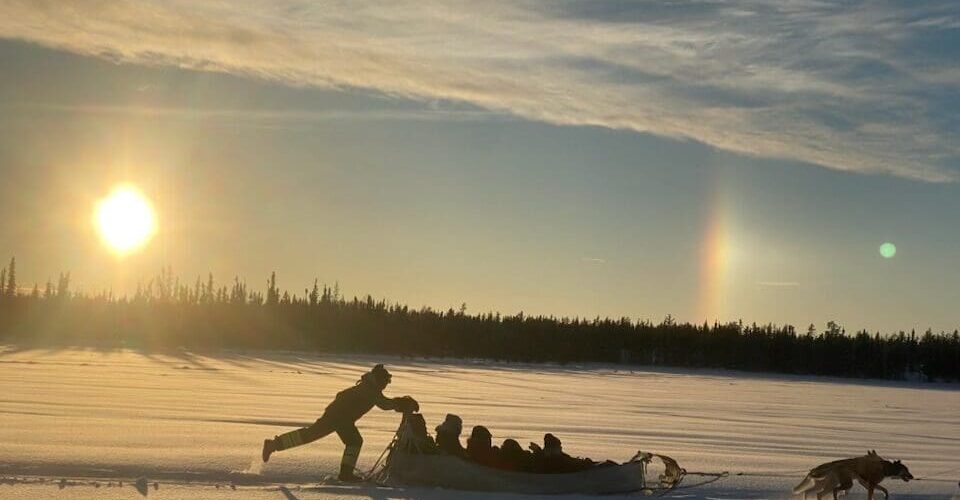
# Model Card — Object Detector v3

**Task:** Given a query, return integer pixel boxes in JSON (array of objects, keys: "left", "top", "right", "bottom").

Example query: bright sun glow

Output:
[{"left": 95, "top": 185, "right": 157, "bottom": 255}]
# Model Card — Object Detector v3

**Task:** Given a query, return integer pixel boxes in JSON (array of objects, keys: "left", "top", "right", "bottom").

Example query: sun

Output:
[{"left": 95, "top": 185, "right": 157, "bottom": 255}]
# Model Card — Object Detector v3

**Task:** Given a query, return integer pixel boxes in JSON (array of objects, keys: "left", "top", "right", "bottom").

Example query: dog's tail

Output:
[{"left": 793, "top": 474, "right": 816, "bottom": 494}]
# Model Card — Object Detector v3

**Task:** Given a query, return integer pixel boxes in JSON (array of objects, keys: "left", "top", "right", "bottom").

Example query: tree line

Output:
[{"left": 0, "top": 257, "right": 957, "bottom": 382}]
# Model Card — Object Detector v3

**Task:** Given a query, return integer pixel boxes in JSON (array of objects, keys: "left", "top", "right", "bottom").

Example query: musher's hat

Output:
[{"left": 370, "top": 364, "right": 392, "bottom": 385}]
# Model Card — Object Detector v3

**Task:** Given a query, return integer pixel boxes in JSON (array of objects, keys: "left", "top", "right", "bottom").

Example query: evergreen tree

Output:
[
  {"left": 56, "top": 272, "right": 70, "bottom": 298},
  {"left": 0, "top": 258, "right": 957, "bottom": 381},
  {"left": 266, "top": 272, "right": 279, "bottom": 306},
  {"left": 4, "top": 256, "right": 13, "bottom": 295},
  {"left": 204, "top": 273, "right": 215, "bottom": 303},
  {"left": 309, "top": 279, "right": 319, "bottom": 307}
]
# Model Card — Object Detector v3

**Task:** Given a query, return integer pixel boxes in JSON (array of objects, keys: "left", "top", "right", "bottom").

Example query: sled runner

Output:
[{"left": 367, "top": 414, "right": 686, "bottom": 495}]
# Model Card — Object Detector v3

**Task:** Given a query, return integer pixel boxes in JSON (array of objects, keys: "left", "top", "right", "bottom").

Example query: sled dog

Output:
[{"left": 793, "top": 450, "right": 912, "bottom": 500}]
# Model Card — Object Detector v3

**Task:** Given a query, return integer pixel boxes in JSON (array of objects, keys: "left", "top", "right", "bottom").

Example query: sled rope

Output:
[
  {"left": 733, "top": 466, "right": 960, "bottom": 483},
  {"left": 671, "top": 471, "right": 729, "bottom": 491},
  {"left": 910, "top": 476, "right": 960, "bottom": 483},
  {"left": 734, "top": 468, "right": 811, "bottom": 478},
  {"left": 627, "top": 451, "right": 728, "bottom": 497},
  {"left": 911, "top": 477, "right": 960, "bottom": 483},
  {"left": 911, "top": 464, "right": 960, "bottom": 482},
  {"left": 363, "top": 425, "right": 403, "bottom": 482}
]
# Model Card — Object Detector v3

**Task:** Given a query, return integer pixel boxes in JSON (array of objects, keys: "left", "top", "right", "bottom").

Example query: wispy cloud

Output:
[
  {"left": 1, "top": 0, "right": 957, "bottom": 181},
  {"left": 2, "top": 102, "right": 508, "bottom": 124},
  {"left": 581, "top": 257, "right": 607, "bottom": 264},
  {"left": 757, "top": 281, "right": 800, "bottom": 288}
]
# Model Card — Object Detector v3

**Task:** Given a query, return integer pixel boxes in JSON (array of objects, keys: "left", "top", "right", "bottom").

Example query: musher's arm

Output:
[{"left": 375, "top": 393, "right": 419, "bottom": 413}]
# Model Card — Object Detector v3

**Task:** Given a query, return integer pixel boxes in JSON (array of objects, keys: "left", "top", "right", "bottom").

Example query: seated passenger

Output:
[
  {"left": 434, "top": 413, "right": 467, "bottom": 458},
  {"left": 498, "top": 438, "right": 533, "bottom": 472},
  {"left": 530, "top": 433, "right": 595, "bottom": 473},
  {"left": 402, "top": 412, "right": 436, "bottom": 453},
  {"left": 466, "top": 425, "right": 500, "bottom": 468}
]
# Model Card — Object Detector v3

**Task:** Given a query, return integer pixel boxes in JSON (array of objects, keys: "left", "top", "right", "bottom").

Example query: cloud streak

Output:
[
  {"left": 1, "top": 0, "right": 957, "bottom": 181},
  {"left": 2, "top": 102, "right": 508, "bottom": 124},
  {"left": 757, "top": 281, "right": 800, "bottom": 288}
]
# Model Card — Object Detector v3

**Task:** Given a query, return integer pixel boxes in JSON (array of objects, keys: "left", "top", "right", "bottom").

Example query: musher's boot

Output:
[
  {"left": 337, "top": 443, "right": 363, "bottom": 482},
  {"left": 268, "top": 428, "right": 309, "bottom": 462},
  {"left": 262, "top": 438, "right": 276, "bottom": 463},
  {"left": 337, "top": 464, "right": 364, "bottom": 483}
]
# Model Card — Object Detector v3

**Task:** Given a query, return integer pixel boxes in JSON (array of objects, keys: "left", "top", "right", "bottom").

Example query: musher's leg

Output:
[
  {"left": 262, "top": 416, "right": 336, "bottom": 462},
  {"left": 335, "top": 423, "right": 364, "bottom": 482}
]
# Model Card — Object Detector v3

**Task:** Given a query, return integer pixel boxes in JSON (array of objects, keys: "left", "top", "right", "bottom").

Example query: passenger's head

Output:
[
  {"left": 406, "top": 413, "right": 428, "bottom": 436},
  {"left": 467, "top": 425, "right": 492, "bottom": 450},
  {"left": 436, "top": 413, "right": 463, "bottom": 437},
  {"left": 543, "top": 433, "right": 563, "bottom": 454},
  {"left": 501, "top": 438, "right": 523, "bottom": 456}
]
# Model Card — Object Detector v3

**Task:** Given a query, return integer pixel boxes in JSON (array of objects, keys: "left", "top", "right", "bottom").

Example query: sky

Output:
[{"left": 0, "top": 1, "right": 958, "bottom": 332}]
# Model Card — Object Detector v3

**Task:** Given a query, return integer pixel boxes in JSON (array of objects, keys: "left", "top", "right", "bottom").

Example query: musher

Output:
[{"left": 260, "top": 364, "right": 419, "bottom": 481}]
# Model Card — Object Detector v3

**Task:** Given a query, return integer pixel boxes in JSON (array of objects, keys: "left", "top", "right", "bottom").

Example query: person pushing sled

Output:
[{"left": 261, "top": 364, "right": 419, "bottom": 482}]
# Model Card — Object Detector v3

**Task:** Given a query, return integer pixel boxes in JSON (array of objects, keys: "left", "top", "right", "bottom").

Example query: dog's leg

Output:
[{"left": 876, "top": 485, "right": 889, "bottom": 500}]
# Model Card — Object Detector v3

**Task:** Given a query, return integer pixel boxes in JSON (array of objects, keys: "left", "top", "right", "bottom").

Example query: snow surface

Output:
[{"left": 1, "top": 346, "right": 958, "bottom": 499}]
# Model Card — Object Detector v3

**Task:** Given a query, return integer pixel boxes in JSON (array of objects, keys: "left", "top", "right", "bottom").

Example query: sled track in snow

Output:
[{"left": 0, "top": 463, "right": 313, "bottom": 487}]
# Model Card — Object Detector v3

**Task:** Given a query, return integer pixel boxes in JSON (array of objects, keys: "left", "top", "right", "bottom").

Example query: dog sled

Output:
[{"left": 368, "top": 414, "right": 687, "bottom": 495}]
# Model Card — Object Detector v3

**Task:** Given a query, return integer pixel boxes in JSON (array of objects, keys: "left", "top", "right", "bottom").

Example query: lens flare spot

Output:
[
  {"left": 95, "top": 185, "right": 157, "bottom": 255},
  {"left": 879, "top": 242, "right": 897, "bottom": 259}
]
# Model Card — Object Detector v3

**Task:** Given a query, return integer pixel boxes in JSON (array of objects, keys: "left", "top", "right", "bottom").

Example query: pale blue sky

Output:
[{"left": 1, "top": 1, "right": 958, "bottom": 332}]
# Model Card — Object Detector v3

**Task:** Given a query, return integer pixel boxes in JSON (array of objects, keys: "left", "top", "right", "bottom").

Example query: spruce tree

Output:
[
  {"left": 266, "top": 272, "right": 279, "bottom": 306},
  {"left": 3, "top": 256, "right": 15, "bottom": 296},
  {"left": 56, "top": 272, "right": 70, "bottom": 298},
  {"left": 309, "top": 279, "right": 319, "bottom": 307}
]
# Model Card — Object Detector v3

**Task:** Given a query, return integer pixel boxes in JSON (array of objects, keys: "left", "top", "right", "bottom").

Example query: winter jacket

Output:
[
  {"left": 436, "top": 432, "right": 467, "bottom": 458},
  {"left": 322, "top": 378, "right": 397, "bottom": 425}
]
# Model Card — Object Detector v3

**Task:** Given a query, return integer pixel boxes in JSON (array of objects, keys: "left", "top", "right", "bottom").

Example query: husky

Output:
[{"left": 793, "top": 450, "right": 913, "bottom": 500}]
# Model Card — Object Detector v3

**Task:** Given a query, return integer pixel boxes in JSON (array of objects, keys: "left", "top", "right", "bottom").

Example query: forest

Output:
[{"left": 1, "top": 257, "right": 958, "bottom": 381}]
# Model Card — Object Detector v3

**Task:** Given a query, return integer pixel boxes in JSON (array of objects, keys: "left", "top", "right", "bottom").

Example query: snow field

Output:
[{"left": 1, "top": 347, "right": 958, "bottom": 499}]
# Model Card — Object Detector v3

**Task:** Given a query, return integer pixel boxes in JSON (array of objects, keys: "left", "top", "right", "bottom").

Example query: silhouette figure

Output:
[
  {"left": 435, "top": 413, "right": 467, "bottom": 458},
  {"left": 530, "top": 433, "right": 596, "bottom": 473},
  {"left": 261, "top": 364, "right": 418, "bottom": 482},
  {"left": 466, "top": 425, "right": 500, "bottom": 468},
  {"left": 498, "top": 438, "right": 533, "bottom": 471}
]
